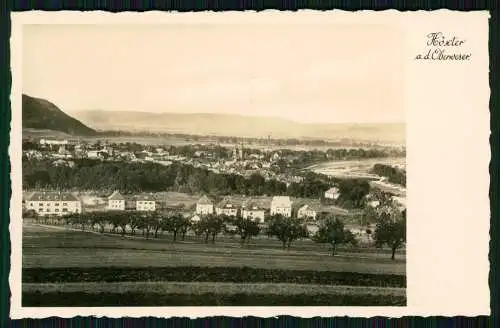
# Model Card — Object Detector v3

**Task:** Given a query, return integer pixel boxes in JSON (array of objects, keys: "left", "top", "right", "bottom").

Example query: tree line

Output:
[
  {"left": 371, "top": 164, "right": 406, "bottom": 187},
  {"left": 24, "top": 203, "right": 406, "bottom": 259},
  {"left": 22, "top": 159, "right": 371, "bottom": 207}
]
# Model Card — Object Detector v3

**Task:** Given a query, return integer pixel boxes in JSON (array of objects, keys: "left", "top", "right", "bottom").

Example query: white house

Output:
[
  {"left": 215, "top": 199, "right": 239, "bottom": 217},
  {"left": 270, "top": 196, "right": 292, "bottom": 217},
  {"left": 135, "top": 194, "right": 156, "bottom": 211},
  {"left": 324, "top": 187, "right": 340, "bottom": 200},
  {"left": 108, "top": 190, "right": 126, "bottom": 210},
  {"left": 196, "top": 195, "right": 214, "bottom": 215},
  {"left": 25, "top": 192, "right": 82, "bottom": 216},
  {"left": 242, "top": 200, "right": 266, "bottom": 223},
  {"left": 297, "top": 204, "right": 318, "bottom": 220}
]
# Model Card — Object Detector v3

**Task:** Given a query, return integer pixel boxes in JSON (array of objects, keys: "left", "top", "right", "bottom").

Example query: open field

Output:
[
  {"left": 23, "top": 291, "right": 406, "bottom": 306},
  {"left": 23, "top": 266, "right": 405, "bottom": 286},
  {"left": 22, "top": 222, "right": 406, "bottom": 306},
  {"left": 307, "top": 157, "right": 406, "bottom": 179},
  {"left": 23, "top": 281, "right": 405, "bottom": 296},
  {"left": 23, "top": 223, "right": 406, "bottom": 272},
  {"left": 24, "top": 227, "right": 405, "bottom": 259}
]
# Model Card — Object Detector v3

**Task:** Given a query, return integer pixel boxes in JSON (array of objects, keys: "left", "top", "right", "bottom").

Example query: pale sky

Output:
[{"left": 23, "top": 23, "right": 405, "bottom": 124}]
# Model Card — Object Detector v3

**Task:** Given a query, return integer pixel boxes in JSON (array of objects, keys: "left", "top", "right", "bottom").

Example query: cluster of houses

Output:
[
  {"left": 23, "top": 188, "right": 349, "bottom": 224},
  {"left": 24, "top": 138, "right": 306, "bottom": 185},
  {"left": 117, "top": 190, "right": 351, "bottom": 223},
  {"left": 23, "top": 181, "right": 405, "bottom": 225},
  {"left": 192, "top": 195, "right": 292, "bottom": 223},
  {"left": 23, "top": 191, "right": 158, "bottom": 217},
  {"left": 107, "top": 190, "right": 158, "bottom": 211}
]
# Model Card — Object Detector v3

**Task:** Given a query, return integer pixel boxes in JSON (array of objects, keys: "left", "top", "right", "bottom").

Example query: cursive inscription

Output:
[{"left": 415, "top": 32, "right": 471, "bottom": 61}]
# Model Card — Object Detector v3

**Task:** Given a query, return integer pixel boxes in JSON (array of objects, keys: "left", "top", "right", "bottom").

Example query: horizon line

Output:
[{"left": 68, "top": 109, "right": 406, "bottom": 125}]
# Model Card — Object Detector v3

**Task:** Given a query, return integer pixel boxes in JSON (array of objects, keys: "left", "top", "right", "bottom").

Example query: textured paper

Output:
[{"left": 9, "top": 10, "right": 490, "bottom": 318}]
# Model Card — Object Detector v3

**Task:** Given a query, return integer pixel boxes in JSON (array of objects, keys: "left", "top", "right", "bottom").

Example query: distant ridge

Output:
[
  {"left": 74, "top": 110, "right": 405, "bottom": 144},
  {"left": 22, "top": 94, "right": 96, "bottom": 136}
]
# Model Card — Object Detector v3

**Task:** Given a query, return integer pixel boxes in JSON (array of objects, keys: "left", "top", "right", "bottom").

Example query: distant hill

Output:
[
  {"left": 22, "top": 94, "right": 96, "bottom": 136},
  {"left": 73, "top": 110, "right": 405, "bottom": 145}
]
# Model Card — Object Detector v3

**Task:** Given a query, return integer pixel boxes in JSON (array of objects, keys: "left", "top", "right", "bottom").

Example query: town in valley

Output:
[
  {"left": 22, "top": 134, "right": 406, "bottom": 248},
  {"left": 21, "top": 22, "right": 407, "bottom": 307},
  {"left": 22, "top": 124, "right": 407, "bottom": 306}
]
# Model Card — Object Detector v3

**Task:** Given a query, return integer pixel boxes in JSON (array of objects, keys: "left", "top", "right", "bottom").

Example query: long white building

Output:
[{"left": 25, "top": 192, "right": 82, "bottom": 216}]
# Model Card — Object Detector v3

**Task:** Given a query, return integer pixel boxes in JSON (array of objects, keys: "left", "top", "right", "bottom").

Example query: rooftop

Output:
[
  {"left": 135, "top": 194, "right": 157, "bottom": 201},
  {"left": 242, "top": 199, "right": 265, "bottom": 211},
  {"left": 216, "top": 199, "right": 236, "bottom": 209},
  {"left": 197, "top": 195, "right": 213, "bottom": 205},
  {"left": 27, "top": 192, "right": 80, "bottom": 202},
  {"left": 108, "top": 190, "right": 125, "bottom": 201},
  {"left": 271, "top": 196, "right": 292, "bottom": 206},
  {"left": 325, "top": 187, "right": 339, "bottom": 193}
]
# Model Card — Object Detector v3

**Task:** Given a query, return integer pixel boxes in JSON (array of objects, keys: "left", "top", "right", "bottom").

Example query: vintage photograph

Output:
[{"left": 20, "top": 20, "right": 407, "bottom": 307}]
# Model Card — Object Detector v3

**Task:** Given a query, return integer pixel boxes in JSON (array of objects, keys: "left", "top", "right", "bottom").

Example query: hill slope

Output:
[
  {"left": 22, "top": 94, "right": 96, "bottom": 136},
  {"left": 74, "top": 110, "right": 405, "bottom": 144}
]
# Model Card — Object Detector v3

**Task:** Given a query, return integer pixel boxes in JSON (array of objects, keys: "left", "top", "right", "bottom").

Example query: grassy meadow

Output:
[{"left": 22, "top": 222, "right": 406, "bottom": 306}]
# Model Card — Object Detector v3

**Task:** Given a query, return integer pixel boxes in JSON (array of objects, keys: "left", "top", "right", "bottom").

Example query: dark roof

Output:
[
  {"left": 325, "top": 187, "right": 339, "bottom": 193},
  {"left": 135, "top": 194, "right": 156, "bottom": 201},
  {"left": 27, "top": 192, "right": 80, "bottom": 202},
  {"left": 216, "top": 198, "right": 238, "bottom": 209},
  {"left": 242, "top": 199, "right": 265, "bottom": 211}
]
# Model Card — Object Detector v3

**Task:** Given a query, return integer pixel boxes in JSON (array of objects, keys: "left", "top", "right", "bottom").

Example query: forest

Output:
[{"left": 371, "top": 163, "right": 406, "bottom": 187}]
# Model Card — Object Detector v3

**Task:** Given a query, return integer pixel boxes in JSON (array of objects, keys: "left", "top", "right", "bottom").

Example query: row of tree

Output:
[{"left": 25, "top": 205, "right": 406, "bottom": 259}]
